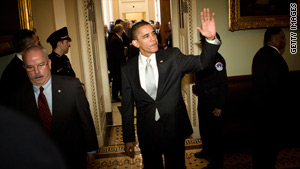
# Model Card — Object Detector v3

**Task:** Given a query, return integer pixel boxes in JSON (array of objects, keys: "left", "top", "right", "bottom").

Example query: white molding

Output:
[{"left": 77, "top": 0, "right": 104, "bottom": 147}]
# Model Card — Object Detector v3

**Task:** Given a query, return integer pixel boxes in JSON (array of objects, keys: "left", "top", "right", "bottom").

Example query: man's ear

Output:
[
  {"left": 57, "top": 41, "right": 62, "bottom": 47},
  {"left": 48, "top": 59, "right": 52, "bottom": 70},
  {"left": 132, "top": 40, "right": 139, "bottom": 48}
]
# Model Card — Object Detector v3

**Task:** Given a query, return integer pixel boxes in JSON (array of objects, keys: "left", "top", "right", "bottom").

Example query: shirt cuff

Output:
[{"left": 205, "top": 37, "right": 220, "bottom": 45}]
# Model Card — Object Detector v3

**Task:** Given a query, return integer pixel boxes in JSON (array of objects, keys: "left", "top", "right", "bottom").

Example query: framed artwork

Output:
[
  {"left": 18, "top": 0, "right": 34, "bottom": 31},
  {"left": 0, "top": 0, "right": 33, "bottom": 56},
  {"left": 228, "top": 0, "right": 299, "bottom": 31}
]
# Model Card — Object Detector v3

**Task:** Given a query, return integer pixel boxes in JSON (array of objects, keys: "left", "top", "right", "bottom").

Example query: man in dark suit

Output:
[
  {"left": 252, "top": 27, "right": 289, "bottom": 169},
  {"left": 121, "top": 8, "right": 220, "bottom": 169},
  {"left": 155, "top": 21, "right": 162, "bottom": 44},
  {"left": 0, "top": 29, "right": 40, "bottom": 105},
  {"left": 109, "top": 24, "right": 126, "bottom": 102},
  {"left": 9, "top": 45, "right": 98, "bottom": 169},
  {"left": 108, "top": 19, "right": 130, "bottom": 51},
  {"left": 165, "top": 21, "right": 173, "bottom": 49}
]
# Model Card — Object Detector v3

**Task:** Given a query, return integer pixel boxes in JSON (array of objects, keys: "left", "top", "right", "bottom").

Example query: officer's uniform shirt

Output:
[
  {"left": 194, "top": 53, "right": 228, "bottom": 109},
  {"left": 49, "top": 51, "right": 76, "bottom": 77}
]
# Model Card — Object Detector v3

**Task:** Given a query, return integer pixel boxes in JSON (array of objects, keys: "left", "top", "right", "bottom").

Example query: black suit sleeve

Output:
[
  {"left": 74, "top": 78, "right": 99, "bottom": 151},
  {"left": 120, "top": 67, "right": 136, "bottom": 143},
  {"left": 175, "top": 39, "right": 221, "bottom": 74}
]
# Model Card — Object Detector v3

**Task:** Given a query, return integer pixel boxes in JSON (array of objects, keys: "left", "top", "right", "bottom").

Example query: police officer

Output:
[
  {"left": 46, "top": 27, "right": 76, "bottom": 77},
  {"left": 193, "top": 33, "right": 228, "bottom": 169}
]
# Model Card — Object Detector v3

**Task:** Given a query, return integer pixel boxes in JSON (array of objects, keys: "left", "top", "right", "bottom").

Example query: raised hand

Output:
[{"left": 196, "top": 8, "right": 216, "bottom": 40}]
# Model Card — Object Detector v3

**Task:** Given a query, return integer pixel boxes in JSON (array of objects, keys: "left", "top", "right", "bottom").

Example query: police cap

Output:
[{"left": 46, "top": 27, "right": 71, "bottom": 45}]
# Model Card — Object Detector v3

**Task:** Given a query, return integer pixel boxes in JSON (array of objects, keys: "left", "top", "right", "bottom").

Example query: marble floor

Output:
[{"left": 88, "top": 102, "right": 300, "bottom": 169}]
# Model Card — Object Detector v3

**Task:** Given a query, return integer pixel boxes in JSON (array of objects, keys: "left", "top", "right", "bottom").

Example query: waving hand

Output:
[{"left": 196, "top": 8, "right": 216, "bottom": 40}]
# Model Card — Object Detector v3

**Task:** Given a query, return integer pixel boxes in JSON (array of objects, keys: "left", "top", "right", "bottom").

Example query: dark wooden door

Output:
[{"left": 159, "top": 0, "right": 171, "bottom": 48}]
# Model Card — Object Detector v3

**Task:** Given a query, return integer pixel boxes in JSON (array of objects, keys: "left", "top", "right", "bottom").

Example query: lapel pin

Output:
[
  {"left": 160, "top": 60, "right": 163, "bottom": 63},
  {"left": 58, "top": 89, "right": 62, "bottom": 93}
]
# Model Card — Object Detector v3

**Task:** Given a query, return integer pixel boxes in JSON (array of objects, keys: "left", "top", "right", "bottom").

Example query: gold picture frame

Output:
[
  {"left": 0, "top": 0, "right": 33, "bottom": 56},
  {"left": 18, "top": 0, "right": 34, "bottom": 30},
  {"left": 228, "top": 0, "right": 299, "bottom": 32}
]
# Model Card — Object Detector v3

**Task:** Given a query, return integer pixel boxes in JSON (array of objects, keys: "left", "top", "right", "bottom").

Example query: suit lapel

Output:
[
  {"left": 156, "top": 50, "right": 166, "bottom": 99},
  {"left": 19, "top": 82, "right": 41, "bottom": 124},
  {"left": 51, "top": 76, "right": 63, "bottom": 129},
  {"left": 131, "top": 56, "right": 143, "bottom": 90},
  {"left": 131, "top": 55, "right": 155, "bottom": 99},
  {"left": 130, "top": 52, "right": 167, "bottom": 100},
  {"left": 26, "top": 83, "right": 39, "bottom": 115}
]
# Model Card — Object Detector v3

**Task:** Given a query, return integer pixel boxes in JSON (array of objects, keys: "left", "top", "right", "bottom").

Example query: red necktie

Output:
[{"left": 38, "top": 87, "right": 52, "bottom": 132}]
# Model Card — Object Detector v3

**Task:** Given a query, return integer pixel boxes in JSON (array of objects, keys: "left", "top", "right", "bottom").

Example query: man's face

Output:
[
  {"left": 60, "top": 40, "right": 71, "bottom": 54},
  {"left": 23, "top": 49, "right": 52, "bottom": 86},
  {"left": 277, "top": 30, "right": 286, "bottom": 50},
  {"left": 104, "top": 25, "right": 108, "bottom": 33},
  {"left": 155, "top": 22, "right": 160, "bottom": 29},
  {"left": 132, "top": 24, "right": 158, "bottom": 57},
  {"left": 168, "top": 21, "right": 172, "bottom": 30}
]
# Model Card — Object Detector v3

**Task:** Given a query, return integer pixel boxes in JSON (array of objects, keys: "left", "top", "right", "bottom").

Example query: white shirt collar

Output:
[
  {"left": 268, "top": 45, "right": 280, "bottom": 53},
  {"left": 116, "top": 33, "right": 122, "bottom": 40},
  {"left": 33, "top": 76, "right": 52, "bottom": 92},
  {"left": 139, "top": 52, "right": 156, "bottom": 66},
  {"left": 16, "top": 53, "right": 23, "bottom": 61}
]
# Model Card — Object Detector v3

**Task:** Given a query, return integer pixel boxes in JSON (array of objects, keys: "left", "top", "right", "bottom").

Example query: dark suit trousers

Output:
[
  {"left": 198, "top": 93, "right": 224, "bottom": 165},
  {"left": 111, "top": 66, "right": 122, "bottom": 99},
  {"left": 140, "top": 121, "right": 186, "bottom": 169}
]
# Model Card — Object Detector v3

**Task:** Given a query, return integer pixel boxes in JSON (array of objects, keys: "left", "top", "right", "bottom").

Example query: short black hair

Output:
[
  {"left": 115, "top": 19, "right": 123, "bottom": 25},
  {"left": 12, "top": 29, "right": 35, "bottom": 53},
  {"left": 131, "top": 21, "right": 151, "bottom": 40},
  {"left": 49, "top": 40, "right": 63, "bottom": 50},
  {"left": 264, "top": 27, "right": 282, "bottom": 44},
  {"left": 149, "top": 20, "right": 154, "bottom": 24}
]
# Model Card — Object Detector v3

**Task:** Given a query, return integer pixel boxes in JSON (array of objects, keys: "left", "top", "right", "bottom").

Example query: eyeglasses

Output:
[{"left": 24, "top": 62, "right": 48, "bottom": 72}]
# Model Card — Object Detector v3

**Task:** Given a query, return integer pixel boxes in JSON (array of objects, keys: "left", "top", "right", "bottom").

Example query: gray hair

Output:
[
  {"left": 22, "top": 45, "right": 49, "bottom": 61},
  {"left": 114, "top": 24, "right": 124, "bottom": 33}
]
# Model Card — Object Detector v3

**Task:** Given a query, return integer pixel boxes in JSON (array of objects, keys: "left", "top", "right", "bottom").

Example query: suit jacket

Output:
[
  {"left": 121, "top": 40, "right": 220, "bottom": 148},
  {"left": 0, "top": 55, "right": 29, "bottom": 105},
  {"left": 252, "top": 45, "right": 289, "bottom": 126},
  {"left": 109, "top": 34, "right": 126, "bottom": 74},
  {"left": 122, "top": 31, "right": 130, "bottom": 49},
  {"left": 166, "top": 32, "right": 173, "bottom": 48},
  {"left": 156, "top": 29, "right": 162, "bottom": 44},
  {"left": 9, "top": 75, "right": 98, "bottom": 169}
]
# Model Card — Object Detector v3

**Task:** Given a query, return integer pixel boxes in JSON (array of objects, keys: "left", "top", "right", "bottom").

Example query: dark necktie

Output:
[
  {"left": 38, "top": 87, "right": 52, "bottom": 132},
  {"left": 145, "top": 58, "right": 160, "bottom": 121}
]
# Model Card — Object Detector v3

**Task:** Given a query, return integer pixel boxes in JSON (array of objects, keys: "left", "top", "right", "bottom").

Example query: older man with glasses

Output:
[{"left": 8, "top": 45, "right": 99, "bottom": 169}]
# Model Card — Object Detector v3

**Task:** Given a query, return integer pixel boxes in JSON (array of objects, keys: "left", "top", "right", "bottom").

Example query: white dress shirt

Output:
[
  {"left": 33, "top": 77, "right": 53, "bottom": 115},
  {"left": 139, "top": 53, "right": 159, "bottom": 91},
  {"left": 16, "top": 53, "right": 23, "bottom": 61}
]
